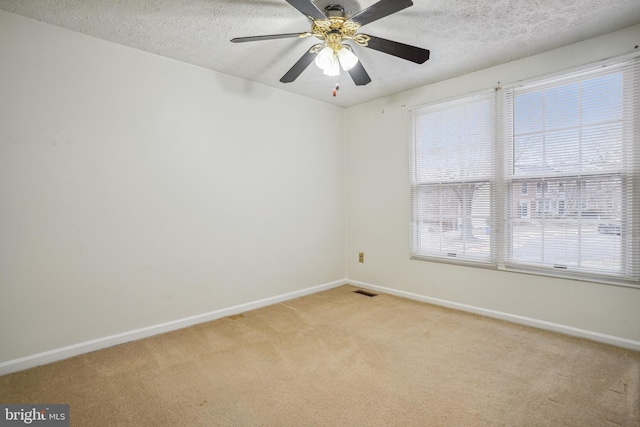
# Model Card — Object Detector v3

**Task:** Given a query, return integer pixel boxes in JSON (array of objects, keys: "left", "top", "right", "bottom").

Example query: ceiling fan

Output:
[{"left": 231, "top": 0, "right": 430, "bottom": 86}]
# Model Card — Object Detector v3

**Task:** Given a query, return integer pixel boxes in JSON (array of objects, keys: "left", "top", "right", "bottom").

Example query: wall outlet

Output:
[{"left": 358, "top": 252, "right": 364, "bottom": 263}]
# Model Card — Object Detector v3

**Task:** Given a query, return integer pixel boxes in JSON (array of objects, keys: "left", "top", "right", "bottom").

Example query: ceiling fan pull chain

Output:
[{"left": 332, "top": 82, "right": 340, "bottom": 97}]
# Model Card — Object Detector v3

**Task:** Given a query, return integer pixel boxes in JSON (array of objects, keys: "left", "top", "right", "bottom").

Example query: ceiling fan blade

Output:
[
  {"left": 284, "top": 0, "right": 327, "bottom": 20},
  {"left": 231, "top": 33, "right": 306, "bottom": 43},
  {"left": 348, "top": 0, "right": 413, "bottom": 27},
  {"left": 348, "top": 61, "right": 372, "bottom": 86},
  {"left": 280, "top": 47, "right": 318, "bottom": 83},
  {"left": 362, "top": 35, "right": 430, "bottom": 64}
]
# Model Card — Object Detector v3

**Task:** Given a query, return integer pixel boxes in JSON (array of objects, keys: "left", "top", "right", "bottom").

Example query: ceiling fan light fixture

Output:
[
  {"left": 314, "top": 46, "right": 335, "bottom": 71},
  {"left": 323, "top": 56, "right": 341, "bottom": 76},
  {"left": 337, "top": 46, "right": 358, "bottom": 71}
]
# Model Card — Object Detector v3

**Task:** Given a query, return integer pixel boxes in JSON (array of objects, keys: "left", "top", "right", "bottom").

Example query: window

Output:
[
  {"left": 410, "top": 91, "right": 497, "bottom": 264},
  {"left": 410, "top": 54, "right": 640, "bottom": 286}
]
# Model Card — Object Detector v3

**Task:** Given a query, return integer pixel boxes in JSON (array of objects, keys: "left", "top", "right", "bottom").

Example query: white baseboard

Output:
[
  {"left": 0, "top": 279, "right": 347, "bottom": 376},
  {"left": 348, "top": 279, "right": 640, "bottom": 352}
]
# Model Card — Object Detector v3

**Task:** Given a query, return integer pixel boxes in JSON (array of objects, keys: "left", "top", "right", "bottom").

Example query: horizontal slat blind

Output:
[
  {"left": 410, "top": 92, "right": 497, "bottom": 264},
  {"left": 504, "top": 56, "right": 640, "bottom": 281}
]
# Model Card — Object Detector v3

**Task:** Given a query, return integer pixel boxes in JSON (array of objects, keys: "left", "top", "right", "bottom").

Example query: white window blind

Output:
[
  {"left": 409, "top": 53, "right": 640, "bottom": 286},
  {"left": 410, "top": 91, "right": 497, "bottom": 264},
  {"left": 504, "top": 56, "right": 640, "bottom": 282}
]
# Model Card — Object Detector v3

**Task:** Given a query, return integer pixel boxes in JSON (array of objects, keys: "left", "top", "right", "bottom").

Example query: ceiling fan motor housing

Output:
[
  {"left": 324, "top": 4, "right": 346, "bottom": 18},
  {"left": 312, "top": 4, "right": 364, "bottom": 51}
]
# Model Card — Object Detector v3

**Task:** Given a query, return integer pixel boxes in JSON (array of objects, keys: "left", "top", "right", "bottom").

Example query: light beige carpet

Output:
[{"left": 1, "top": 284, "right": 639, "bottom": 426}]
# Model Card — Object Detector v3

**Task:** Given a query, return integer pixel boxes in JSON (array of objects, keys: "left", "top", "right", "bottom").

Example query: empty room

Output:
[{"left": 1, "top": 1, "right": 639, "bottom": 425}]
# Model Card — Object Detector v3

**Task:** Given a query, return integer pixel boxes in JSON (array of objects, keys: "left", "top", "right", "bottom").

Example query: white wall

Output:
[
  {"left": 0, "top": 10, "right": 346, "bottom": 364},
  {"left": 346, "top": 24, "right": 640, "bottom": 345}
]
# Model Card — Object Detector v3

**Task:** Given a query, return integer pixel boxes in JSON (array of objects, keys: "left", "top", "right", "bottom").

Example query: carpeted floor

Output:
[{"left": 1, "top": 284, "right": 639, "bottom": 426}]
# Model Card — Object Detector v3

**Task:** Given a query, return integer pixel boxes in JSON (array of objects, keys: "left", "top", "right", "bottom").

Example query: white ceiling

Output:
[{"left": 1, "top": 0, "right": 639, "bottom": 107}]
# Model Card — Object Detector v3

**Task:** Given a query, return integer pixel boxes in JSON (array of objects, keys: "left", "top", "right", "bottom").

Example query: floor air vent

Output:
[{"left": 354, "top": 290, "right": 378, "bottom": 297}]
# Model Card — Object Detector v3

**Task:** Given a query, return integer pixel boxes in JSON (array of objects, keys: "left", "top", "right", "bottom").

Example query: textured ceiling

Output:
[{"left": 1, "top": 0, "right": 639, "bottom": 107}]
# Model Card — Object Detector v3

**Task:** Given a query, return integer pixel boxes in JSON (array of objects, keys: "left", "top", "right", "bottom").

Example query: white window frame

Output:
[
  {"left": 410, "top": 53, "right": 640, "bottom": 288},
  {"left": 410, "top": 91, "right": 497, "bottom": 266}
]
